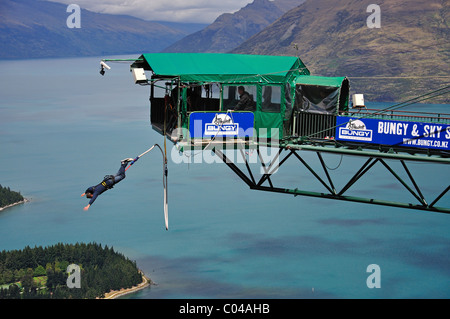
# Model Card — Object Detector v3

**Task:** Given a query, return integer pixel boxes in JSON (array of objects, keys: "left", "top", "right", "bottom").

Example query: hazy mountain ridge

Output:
[
  {"left": 163, "top": 0, "right": 305, "bottom": 53},
  {"left": 0, "top": 0, "right": 186, "bottom": 59}
]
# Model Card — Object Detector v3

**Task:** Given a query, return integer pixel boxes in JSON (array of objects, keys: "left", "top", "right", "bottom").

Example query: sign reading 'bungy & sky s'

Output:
[{"left": 336, "top": 117, "right": 450, "bottom": 151}]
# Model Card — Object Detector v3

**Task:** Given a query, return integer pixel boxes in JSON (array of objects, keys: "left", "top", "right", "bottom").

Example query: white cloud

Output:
[{"left": 49, "top": 0, "right": 253, "bottom": 23}]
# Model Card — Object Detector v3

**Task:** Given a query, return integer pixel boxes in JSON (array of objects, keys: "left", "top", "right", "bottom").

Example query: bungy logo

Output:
[
  {"left": 205, "top": 113, "right": 239, "bottom": 136},
  {"left": 339, "top": 119, "right": 373, "bottom": 141}
]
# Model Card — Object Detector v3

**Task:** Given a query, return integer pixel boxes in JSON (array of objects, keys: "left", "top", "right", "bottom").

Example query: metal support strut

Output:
[{"left": 213, "top": 147, "right": 450, "bottom": 214}]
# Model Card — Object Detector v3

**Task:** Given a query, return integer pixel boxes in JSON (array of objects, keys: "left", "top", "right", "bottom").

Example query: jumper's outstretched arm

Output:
[{"left": 81, "top": 193, "right": 90, "bottom": 211}]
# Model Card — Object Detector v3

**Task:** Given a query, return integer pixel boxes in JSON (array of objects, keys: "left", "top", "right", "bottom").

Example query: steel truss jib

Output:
[{"left": 213, "top": 147, "right": 450, "bottom": 214}]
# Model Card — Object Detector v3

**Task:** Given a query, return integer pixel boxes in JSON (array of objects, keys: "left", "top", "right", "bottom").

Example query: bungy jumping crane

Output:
[{"left": 99, "top": 54, "right": 450, "bottom": 229}]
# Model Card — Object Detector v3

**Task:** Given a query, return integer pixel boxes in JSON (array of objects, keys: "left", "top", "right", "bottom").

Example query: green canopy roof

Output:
[
  {"left": 132, "top": 53, "right": 310, "bottom": 84},
  {"left": 295, "top": 75, "right": 348, "bottom": 87}
]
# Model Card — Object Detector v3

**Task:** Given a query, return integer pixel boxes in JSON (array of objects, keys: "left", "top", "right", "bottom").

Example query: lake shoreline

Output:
[
  {"left": 0, "top": 198, "right": 29, "bottom": 212},
  {"left": 103, "top": 271, "right": 153, "bottom": 299}
]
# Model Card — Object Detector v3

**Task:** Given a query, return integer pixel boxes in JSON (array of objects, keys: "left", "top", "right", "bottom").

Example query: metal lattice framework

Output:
[{"left": 213, "top": 143, "right": 450, "bottom": 214}]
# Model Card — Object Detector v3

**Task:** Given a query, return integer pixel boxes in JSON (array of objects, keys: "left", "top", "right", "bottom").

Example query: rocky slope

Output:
[{"left": 232, "top": 0, "right": 450, "bottom": 102}]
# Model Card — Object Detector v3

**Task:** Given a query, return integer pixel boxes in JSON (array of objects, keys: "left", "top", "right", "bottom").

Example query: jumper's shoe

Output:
[{"left": 121, "top": 158, "right": 134, "bottom": 165}]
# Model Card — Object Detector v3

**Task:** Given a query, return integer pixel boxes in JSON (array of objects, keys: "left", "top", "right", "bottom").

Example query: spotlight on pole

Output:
[{"left": 99, "top": 61, "right": 111, "bottom": 76}]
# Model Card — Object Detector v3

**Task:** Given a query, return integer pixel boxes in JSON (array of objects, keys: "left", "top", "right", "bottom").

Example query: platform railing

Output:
[
  {"left": 347, "top": 108, "right": 450, "bottom": 124},
  {"left": 292, "top": 112, "right": 337, "bottom": 139},
  {"left": 292, "top": 109, "right": 450, "bottom": 140}
]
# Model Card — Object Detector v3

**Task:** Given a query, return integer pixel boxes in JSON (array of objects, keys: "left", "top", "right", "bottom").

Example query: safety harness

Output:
[{"left": 101, "top": 175, "right": 115, "bottom": 190}]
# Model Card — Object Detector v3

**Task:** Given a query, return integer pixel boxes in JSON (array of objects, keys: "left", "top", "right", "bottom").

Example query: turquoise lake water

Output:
[{"left": 0, "top": 56, "right": 449, "bottom": 299}]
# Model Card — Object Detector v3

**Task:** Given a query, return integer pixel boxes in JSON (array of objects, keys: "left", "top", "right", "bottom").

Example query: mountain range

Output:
[
  {"left": 232, "top": 0, "right": 449, "bottom": 102},
  {"left": 1, "top": 0, "right": 448, "bottom": 103},
  {"left": 0, "top": 0, "right": 190, "bottom": 59},
  {"left": 163, "top": 0, "right": 304, "bottom": 53}
]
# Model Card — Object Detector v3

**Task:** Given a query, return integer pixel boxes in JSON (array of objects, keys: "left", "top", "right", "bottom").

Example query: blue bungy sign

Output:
[
  {"left": 189, "top": 112, "right": 255, "bottom": 139},
  {"left": 336, "top": 117, "right": 450, "bottom": 151}
]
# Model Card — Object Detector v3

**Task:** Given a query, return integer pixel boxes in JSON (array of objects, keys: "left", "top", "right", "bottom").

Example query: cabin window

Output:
[
  {"left": 284, "top": 83, "right": 293, "bottom": 120},
  {"left": 222, "top": 85, "right": 257, "bottom": 112},
  {"left": 185, "top": 86, "right": 202, "bottom": 112},
  {"left": 262, "top": 85, "right": 282, "bottom": 113},
  {"left": 149, "top": 81, "right": 179, "bottom": 135},
  {"left": 294, "top": 85, "right": 340, "bottom": 114},
  {"left": 201, "top": 83, "right": 221, "bottom": 99},
  {"left": 185, "top": 84, "right": 221, "bottom": 112}
]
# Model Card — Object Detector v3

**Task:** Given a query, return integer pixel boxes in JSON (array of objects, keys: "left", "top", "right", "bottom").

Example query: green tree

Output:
[
  {"left": 2, "top": 269, "right": 14, "bottom": 284},
  {"left": 45, "top": 267, "right": 55, "bottom": 291},
  {"left": 8, "top": 284, "right": 21, "bottom": 299},
  {"left": 34, "top": 265, "right": 46, "bottom": 277},
  {"left": 21, "top": 268, "right": 35, "bottom": 293},
  {"left": 14, "top": 269, "right": 25, "bottom": 282}
]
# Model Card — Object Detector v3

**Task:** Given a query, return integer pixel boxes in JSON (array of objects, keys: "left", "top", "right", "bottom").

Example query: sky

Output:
[{"left": 49, "top": 0, "right": 257, "bottom": 24}]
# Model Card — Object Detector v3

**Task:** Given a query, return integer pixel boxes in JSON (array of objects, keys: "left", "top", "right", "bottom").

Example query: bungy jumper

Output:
[
  {"left": 96, "top": 54, "right": 449, "bottom": 229},
  {"left": 82, "top": 142, "right": 169, "bottom": 230}
]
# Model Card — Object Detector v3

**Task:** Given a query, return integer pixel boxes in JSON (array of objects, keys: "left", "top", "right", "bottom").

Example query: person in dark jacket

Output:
[
  {"left": 234, "top": 86, "right": 255, "bottom": 112},
  {"left": 81, "top": 158, "right": 134, "bottom": 211}
]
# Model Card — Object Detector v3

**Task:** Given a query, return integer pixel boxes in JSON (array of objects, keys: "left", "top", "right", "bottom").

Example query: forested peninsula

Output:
[{"left": 0, "top": 243, "right": 146, "bottom": 299}]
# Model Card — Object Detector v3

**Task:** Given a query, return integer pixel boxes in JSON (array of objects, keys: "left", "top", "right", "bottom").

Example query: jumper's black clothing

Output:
[{"left": 85, "top": 162, "right": 127, "bottom": 206}]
